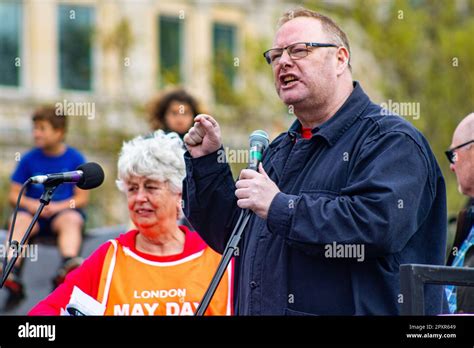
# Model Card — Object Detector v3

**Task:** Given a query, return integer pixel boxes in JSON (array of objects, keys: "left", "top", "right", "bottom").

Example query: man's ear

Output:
[{"left": 336, "top": 46, "right": 350, "bottom": 75}]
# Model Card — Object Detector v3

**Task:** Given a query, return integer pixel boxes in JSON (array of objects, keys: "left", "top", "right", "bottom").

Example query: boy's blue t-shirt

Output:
[{"left": 11, "top": 146, "right": 86, "bottom": 201}]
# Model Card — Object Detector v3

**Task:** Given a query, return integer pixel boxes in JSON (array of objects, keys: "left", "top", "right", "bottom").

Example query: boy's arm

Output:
[
  {"left": 9, "top": 183, "right": 89, "bottom": 217},
  {"left": 48, "top": 187, "right": 90, "bottom": 211},
  {"left": 72, "top": 187, "right": 89, "bottom": 208},
  {"left": 9, "top": 182, "right": 40, "bottom": 214},
  {"left": 46, "top": 148, "right": 89, "bottom": 212}
]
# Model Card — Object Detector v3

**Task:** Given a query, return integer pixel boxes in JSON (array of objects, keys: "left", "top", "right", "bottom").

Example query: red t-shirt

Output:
[{"left": 301, "top": 127, "right": 312, "bottom": 139}]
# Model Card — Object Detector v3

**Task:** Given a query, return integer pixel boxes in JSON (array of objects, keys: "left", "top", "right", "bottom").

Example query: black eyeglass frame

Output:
[
  {"left": 445, "top": 139, "right": 474, "bottom": 164},
  {"left": 263, "top": 42, "right": 338, "bottom": 65}
]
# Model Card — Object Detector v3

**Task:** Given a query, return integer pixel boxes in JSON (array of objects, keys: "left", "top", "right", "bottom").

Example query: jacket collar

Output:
[{"left": 286, "top": 81, "right": 371, "bottom": 147}]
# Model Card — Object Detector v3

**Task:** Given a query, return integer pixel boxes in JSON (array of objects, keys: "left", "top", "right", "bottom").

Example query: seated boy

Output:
[{"left": 2, "top": 106, "right": 89, "bottom": 311}]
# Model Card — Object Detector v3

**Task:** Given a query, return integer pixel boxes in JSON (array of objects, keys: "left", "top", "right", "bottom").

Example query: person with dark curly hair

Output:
[{"left": 149, "top": 89, "right": 202, "bottom": 139}]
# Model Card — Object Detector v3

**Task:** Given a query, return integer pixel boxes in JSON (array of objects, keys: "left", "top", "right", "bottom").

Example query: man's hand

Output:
[
  {"left": 184, "top": 114, "right": 222, "bottom": 158},
  {"left": 235, "top": 163, "right": 280, "bottom": 219}
]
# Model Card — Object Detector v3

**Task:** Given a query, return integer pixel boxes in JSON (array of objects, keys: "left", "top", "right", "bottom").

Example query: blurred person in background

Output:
[
  {"left": 147, "top": 88, "right": 203, "bottom": 231},
  {"left": 445, "top": 112, "right": 474, "bottom": 313},
  {"left": 149, "top": 88, "right": 202, "bottom": 140},
  {"left": 1, "top": 106, "right": 88, "bottom": 311},
  {"left": 29, "top": 131, "right": 232, "bottom": 316}
]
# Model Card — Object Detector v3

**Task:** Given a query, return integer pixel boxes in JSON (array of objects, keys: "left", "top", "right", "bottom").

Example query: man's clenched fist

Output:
[{"left": 184, "top": 114, "right": 222, "bottom": 158}]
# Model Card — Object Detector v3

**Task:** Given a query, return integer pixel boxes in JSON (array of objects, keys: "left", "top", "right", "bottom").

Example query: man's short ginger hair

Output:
[{"left": 278, "top": 7, "right": 352, "bottom": 70}]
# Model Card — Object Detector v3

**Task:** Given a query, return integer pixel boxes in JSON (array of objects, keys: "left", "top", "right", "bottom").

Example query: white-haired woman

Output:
[{"left": 29, "top": 131, "right": 233, "bottom": 316}]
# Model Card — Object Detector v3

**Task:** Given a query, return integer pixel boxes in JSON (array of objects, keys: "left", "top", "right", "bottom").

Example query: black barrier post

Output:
[{"left": 400, "top": 264, "right": 474, "bottom": 315}]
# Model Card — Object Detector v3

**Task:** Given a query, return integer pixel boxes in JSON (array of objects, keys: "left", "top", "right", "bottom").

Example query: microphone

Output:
[
  {"left": 29, "top": 162, "right": 105, "bottom": 190},
  {"left": 248, "top": 130, "right": 269, "bottom": 171}
]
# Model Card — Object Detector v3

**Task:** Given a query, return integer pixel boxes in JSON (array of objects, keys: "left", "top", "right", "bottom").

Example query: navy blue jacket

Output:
[{"left": 183, "top": 82, "right": 447, "bottom": 315}]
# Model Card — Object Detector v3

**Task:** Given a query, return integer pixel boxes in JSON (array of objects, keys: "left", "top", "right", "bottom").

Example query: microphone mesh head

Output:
[
  {"left": 76, "top": 162, "right": 105, "bottom": 190},
  {"left": 249, "top": 130, "right": 269, "bottom": 149}
]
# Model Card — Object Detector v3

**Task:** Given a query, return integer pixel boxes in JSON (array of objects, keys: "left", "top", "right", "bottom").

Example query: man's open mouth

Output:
[{"left": 280, "top": 74, "right": 299, "bottom": 87}]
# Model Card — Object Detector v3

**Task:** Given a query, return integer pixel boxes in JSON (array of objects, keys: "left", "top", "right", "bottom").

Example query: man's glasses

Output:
[
  {"left": 263, "top": 42, "right": 338, "bottom": 65},
  {"left": 445, "top": 139, "right": 474, "bottom": 164}
]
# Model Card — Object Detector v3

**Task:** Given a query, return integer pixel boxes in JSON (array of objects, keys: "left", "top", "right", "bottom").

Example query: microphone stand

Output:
[
  {"left": 194, "top": 130, "right": 269, "bottom": 315},
  {"left": 0, "top": 184, "right": 59, "bottom": 288},
  {"left": 195, "top": 208, "right": 252, "bottom": 316}
]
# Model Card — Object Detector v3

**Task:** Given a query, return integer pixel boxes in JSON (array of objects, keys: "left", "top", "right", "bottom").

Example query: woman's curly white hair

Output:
[{"left": 116, "top": 130, "right": 185, "bottom": 193}]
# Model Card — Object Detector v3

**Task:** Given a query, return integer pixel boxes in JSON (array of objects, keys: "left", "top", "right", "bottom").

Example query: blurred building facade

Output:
[
  {"left": 0, "top": 0, "right": 296, "bottom": 226},
  {"left": 0, "top": 0, "right": 285, "bottom": 134}
]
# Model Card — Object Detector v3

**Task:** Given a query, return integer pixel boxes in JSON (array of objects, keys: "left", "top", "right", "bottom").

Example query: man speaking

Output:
[{"left": 183, "top": 8, "right": 446, "bottom": 315}]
